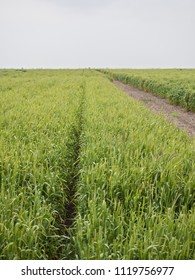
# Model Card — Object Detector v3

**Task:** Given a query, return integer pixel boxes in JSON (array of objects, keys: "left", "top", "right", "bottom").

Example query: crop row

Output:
[
  {"left": 73, "top": 73, "right": 195, "bottom": 259},
  {"left": 100, "top": 69, "right": 195, "bottom": 111},
  {"left": 0, "top": 70, "right": 194, "bottom": 260},
  {"left": 0, "top": 70, "right": 84, "bottom": 259}
]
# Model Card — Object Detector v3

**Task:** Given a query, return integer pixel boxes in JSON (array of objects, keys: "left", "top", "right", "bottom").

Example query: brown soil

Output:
[{"left": 113, "top": 80, "right": 195, "bottom": 137}]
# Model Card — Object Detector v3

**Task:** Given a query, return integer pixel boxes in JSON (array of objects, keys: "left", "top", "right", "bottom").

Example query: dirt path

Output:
[{"left": 113, "top": 80, "right": 195, "bottom": 137}]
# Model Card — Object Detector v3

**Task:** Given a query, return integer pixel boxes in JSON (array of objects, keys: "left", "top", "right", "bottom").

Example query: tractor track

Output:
[{"left": 113, "top": 80, "right": 195, "bottom": 137}]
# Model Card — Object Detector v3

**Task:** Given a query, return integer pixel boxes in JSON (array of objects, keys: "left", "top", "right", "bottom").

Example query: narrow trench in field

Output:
[
  {"left": 64, "top": 103, "right": 84, "bottom": 229},
  {"left": 57, "top": 84, "right": 85, "bottom": 259}
]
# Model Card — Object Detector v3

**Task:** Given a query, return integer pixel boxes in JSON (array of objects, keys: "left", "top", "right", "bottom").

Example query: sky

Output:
[{"left": 0, "top": 0, "right": 195, "bottom": 68}]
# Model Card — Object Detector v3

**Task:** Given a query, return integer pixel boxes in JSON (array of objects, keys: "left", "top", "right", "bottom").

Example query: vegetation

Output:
[
  {"left": 0, "top": 69, "right": 194, "bottom": 260},
  {"left": 0, "top": 70, "right": 83, "bottom": 259},
  {"left": 73, "top": 73, "right": 195, "bottom": 259},
  {"left": 100, "top": 69, "right": 195, "bottom": 111}
]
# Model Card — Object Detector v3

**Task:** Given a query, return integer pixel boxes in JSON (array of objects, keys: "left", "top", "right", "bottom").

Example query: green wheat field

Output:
[{"left": 0, "top": 69, "right": 194, "bottom": 260}]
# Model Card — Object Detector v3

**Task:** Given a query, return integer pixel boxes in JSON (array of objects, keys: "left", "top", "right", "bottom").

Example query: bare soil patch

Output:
[{"left": 113, "top": 80, "right": 195, "bottom": 137}]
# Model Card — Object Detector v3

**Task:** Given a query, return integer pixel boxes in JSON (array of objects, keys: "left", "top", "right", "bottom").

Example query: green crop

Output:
[
  {"left": 0, "top": 69, "right": 194, "bottom": 260},
  {"left": 72, "top": 73, "right": 195, "bottom": 260},
  {"left": 0, "top": 70, "right": 83, "bottom": 259}
]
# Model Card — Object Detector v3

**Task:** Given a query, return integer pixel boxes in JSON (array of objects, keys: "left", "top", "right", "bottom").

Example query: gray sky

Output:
[{"left": 0, "top": 0, "right": 195, "bottom": 68}]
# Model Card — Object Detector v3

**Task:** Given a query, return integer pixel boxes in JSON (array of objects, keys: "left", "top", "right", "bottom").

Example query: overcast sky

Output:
[{"left": 0, "top": 0, "right": 195, "bottom": 68}]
